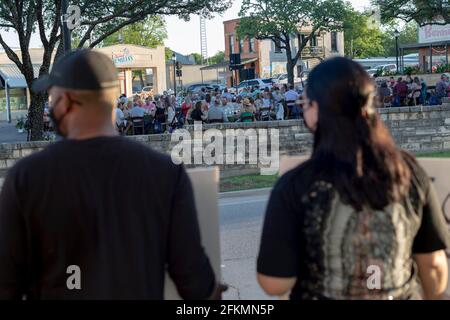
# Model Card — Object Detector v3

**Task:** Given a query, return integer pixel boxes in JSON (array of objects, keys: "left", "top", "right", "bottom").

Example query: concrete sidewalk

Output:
[{"left": 0, "top": 121, "right": 27, "bottom": 143}]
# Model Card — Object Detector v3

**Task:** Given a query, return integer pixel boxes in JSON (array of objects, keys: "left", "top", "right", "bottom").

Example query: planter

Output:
[{"left": 17, "top": 128, "right": 24, "bottom": 134}]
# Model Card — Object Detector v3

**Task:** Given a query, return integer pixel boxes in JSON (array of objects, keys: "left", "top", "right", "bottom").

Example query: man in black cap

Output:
[{"left": 0, "top": 49, "right": 219, "bottom": 299}]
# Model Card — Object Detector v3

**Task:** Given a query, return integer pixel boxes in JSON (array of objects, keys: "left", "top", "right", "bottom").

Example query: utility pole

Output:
[{"left": 61, "top": 0, "right": 71, "bottom": 53}]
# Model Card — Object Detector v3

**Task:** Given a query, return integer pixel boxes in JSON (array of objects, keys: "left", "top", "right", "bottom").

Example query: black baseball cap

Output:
[{"left": 32, "top": 49, "right": 118, "bottom": 92}]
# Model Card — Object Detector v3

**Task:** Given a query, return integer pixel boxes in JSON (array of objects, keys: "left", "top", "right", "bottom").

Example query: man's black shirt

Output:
[{"left": 0, "top": 136, "right": 215, "bottom": 299}]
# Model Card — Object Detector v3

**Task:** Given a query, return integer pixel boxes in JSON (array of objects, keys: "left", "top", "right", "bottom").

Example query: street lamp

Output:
[
  {"left": 394, "top": 29, "right": 400, "bottom": 74},
  {"left": 171, "top": 53, "right": 177, "bottom": 96}
]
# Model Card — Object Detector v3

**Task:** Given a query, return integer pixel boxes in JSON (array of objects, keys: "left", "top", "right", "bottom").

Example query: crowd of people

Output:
[
  {"left": 114, "top": 83, "right": 307, "bottom": 135},
  {"left": 375, "top": 73, "right": 450, "bottom": 107}
]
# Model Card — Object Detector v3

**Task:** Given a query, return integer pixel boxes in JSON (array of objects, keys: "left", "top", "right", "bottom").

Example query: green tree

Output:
[
  {"left": 237, "top": 0, "right": 349, "bottom": 85},
  {"left": 165, "top": 48, "right": 174, "bottom": 62},
  {"left": 209, "top": 51, "right": 225, "bottom": 65},
  {"left": 343, "top": 9, "right": 385, "bottom": 58},
  {"left": 375, "top": 0, "right": 449, "bottom": 26},
  {"left": 190, "top": 53, "right": 203, "bottom": 64},
  {"left": 102, "top": 16, "right": 167, "bottom": 48},
  {"left": 0, "top": 0, "right": 231, "bottom": 141}
]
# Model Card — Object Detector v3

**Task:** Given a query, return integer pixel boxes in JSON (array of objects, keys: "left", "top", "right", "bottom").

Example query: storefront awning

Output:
[
  {"left": 0, "top": 64, "right": 41, "bottom": 88},
  {"left": 400, "top": 40, "right": 450, "bottom": 50}
]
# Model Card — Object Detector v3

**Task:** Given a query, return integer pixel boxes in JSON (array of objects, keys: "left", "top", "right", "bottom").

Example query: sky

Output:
[
  {"left": 2, "top": 0, "right": 371, "bottom": 56},
  {"left": 164, "top": 0, "right": 372, "bottom": 56}
]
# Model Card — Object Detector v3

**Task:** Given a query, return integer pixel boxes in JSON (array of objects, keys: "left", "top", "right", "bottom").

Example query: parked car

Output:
[
  {"left": 277, "top": 71, "right": 309, "bottom": 85},
  {"left": 231, "top": 78, "right": 274, "bottom": 94},
  {"left": 367, "top": 64, "right": 397, "bottom": 77},
  {"left": 210, "top": 84, "right": 227, "bottom": 92},
  {"left": 186, "top": 83, "right": 214, "bottom": 93}
]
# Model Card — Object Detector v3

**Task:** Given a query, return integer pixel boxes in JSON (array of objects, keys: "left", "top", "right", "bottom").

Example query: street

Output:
[
  {"left": 218, "top": 188, "right": 274, "bottom": 300},
  {"left": 218, "top": 188, "right": 450, "bottom": 300}
]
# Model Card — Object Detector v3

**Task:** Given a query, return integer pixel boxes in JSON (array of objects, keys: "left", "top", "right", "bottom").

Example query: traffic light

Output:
[
  {"left": 175, "top": 61, "right": 182, "bottom": 70},
  {"left": 176, "top": 69, "right": 182, "bottom": 77},
  {"left": 230, "top": 53, "right": 241, "bottom": 66}
]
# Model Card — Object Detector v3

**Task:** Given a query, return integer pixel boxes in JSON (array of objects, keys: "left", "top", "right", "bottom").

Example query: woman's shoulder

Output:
[
  {"left": 400, "top": 150, "right": 431, "bottom": 195},
  {"left": 273, "top": 158, "right": 318, "bottom": 195}
]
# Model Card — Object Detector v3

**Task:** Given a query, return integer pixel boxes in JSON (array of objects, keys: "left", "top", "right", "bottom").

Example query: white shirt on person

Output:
[
  {"left": 115, "top": 108, "right": 125, "bottom": 126},
  {"left": 284, "top": 90, "right": 299, "bottom": 104}
]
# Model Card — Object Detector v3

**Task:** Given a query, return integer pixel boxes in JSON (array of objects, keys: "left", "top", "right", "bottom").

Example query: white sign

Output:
[
  {"left": 164, "top": 167, "right": 221, "bottom": 299},
  {"left": 112, "top": 48, "right": 135, "bottom": 66},
  {"left": 419, "top": 24, "right": 450, "bottom": 44}
]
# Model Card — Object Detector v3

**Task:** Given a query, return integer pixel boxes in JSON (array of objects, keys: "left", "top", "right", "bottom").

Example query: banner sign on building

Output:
[{"left": 419, "top": 24, "right": 450, "bottom": 44}]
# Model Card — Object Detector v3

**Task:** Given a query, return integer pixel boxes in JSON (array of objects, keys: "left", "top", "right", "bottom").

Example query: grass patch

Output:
[
  {"left": 220, "top": 174, "right": 278, "bottom": 193},
  {"left": 416, "top": 151, "right": 450, "bottom": 158},
  {"left": 219, "top": 150, "right": 450, "bottom": 193}
]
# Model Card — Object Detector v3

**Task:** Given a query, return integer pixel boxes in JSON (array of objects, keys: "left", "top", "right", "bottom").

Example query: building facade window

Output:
[
  {"left": 310, "top": 35, "right": 318, "bottom": 47},
  {"left": 229, "top": 34, "right": 235, "bottom": 54},
  {"left": 331, "top": 32, "right": 338, "bottom": 52},
  {"left": 239, "top": 38, "right": 244, "bottom": 53},
  {"left": 249, "top": 37, "right": 255, "bottom": 52}
]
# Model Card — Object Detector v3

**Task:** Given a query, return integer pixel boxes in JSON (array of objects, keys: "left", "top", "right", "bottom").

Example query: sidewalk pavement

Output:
[{"left": 0, "top": 121, "right": 27, "bottom": 144}]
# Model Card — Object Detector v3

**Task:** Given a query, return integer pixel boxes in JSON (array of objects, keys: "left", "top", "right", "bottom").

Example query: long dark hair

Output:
[{"left": 306, "top": 57, "right": 411, "bottom": 211}]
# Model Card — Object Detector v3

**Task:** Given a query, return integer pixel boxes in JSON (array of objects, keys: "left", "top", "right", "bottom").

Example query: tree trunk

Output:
[
  {"left": 28, "top": 93, "right": 46, "bottom": 141},
  {"left": 285, "top": 49, "right": 295, "bottom": 86}
]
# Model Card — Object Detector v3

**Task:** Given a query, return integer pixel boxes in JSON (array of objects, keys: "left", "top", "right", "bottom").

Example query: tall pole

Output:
[
  {"left": 61, "top": 0, "right": 71, "bottom": 53},
  {"left": 172, "top": 54, "right": 177, "bottom": 96},
  {"left": 395, "top": 36, "right": 399, "bottom": 74}
]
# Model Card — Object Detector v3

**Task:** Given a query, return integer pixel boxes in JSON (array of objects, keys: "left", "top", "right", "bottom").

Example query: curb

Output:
[{"left": 219, "top": 187, "right": 272, "bottom": 199}]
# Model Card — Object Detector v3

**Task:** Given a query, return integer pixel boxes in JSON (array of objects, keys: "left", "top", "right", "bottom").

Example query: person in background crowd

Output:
[
  {"left": 389, "top": 77, "right": 396, "bottom": 92},
  {"left": 204, "top": 94, "right": 212, "bottom": 110},
  {"left": 272, "top": 86, "right": 283, "bottom": 105},
  {"left": 285, "top": 85, "right": 299, "bottom": 118},
  {"left": 377, "top": 81, "right": 392, "bottom": 107},
  {"left": 254, "top": 93, "right": 264, "bottom": 111},
  {"left": 222, "top": 88, "right": 233, "bottom": 101},
  {"left": 420, "top": 78, "right": 428, "bottom": 105},
  {"left": 409, "top": 77, "right": 422, "bottom": 105},
  {"left": 240, "top": 87, "right": 249, "bottom": 98},
  {"left": 221, "top": 96, "right": 232, "bottom": 109},
  {"left": 130, "top": 98, "right": 146, "bottom": 118},
  {"left": 393, "top": 77, "right": 408, "bottom": 106},
  {"left": 207, "top": 98, "right": 229, "bottom": 123},
  {"left": 154, "top": 98, "right": 166, "bottom": 133},
  {"left": 115, "top": 101, "right": 125, "bottom": 131},
  {"left": 181, "top": 96, "right": 193, "bottom": 119},
  {"left": 436, "top": 73, "right": 450, "bottom": 102},
  {"left": 0, "top": 49, "right": 223, "bottom": 300},
  {"left": 257, "top": 57, "right": 450, "bottom": 300},
  {"left": 123, "top": 100, "right": 133, "bottom": 118},
  {"left": 191, "top": 101, "right": 206, "bottom": 122},
  {"left": 143, "top": 97, "right": 156, "bottom": 116},
  {"left": 240, "top": 98, "right": 256, "bottom": 122}
]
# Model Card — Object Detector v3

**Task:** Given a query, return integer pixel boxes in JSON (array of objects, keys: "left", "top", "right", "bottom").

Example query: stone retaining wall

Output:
[{"left": 1, "top": 105, "right": 450, "bottom": 179}]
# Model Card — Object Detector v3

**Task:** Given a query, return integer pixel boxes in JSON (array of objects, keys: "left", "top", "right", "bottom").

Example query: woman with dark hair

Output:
[
  {"left": 257, "top": 57, "right": 449, "bottom": 300},
  {"left": 191, "top": 101, "right": 206, "bottom": 122}
]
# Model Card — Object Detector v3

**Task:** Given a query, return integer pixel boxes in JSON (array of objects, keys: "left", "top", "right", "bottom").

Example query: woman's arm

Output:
[
  {"left": 415, "top": 250, "right": 448, "bottom": 300},
  {"left": 257, "top": 273, "right": 297, "bottom": 297}
]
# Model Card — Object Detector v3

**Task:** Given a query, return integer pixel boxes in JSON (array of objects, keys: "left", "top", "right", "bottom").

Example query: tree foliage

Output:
[
  {"left": 209, "top": 51, "right": 225, "bottom": 65},
  {"left": 101, "top": 16, "right": 167, "bottom": 48},
  {"left": 343, "top": 9, "right": 385, "bottom": 58},
  {"left": 375, "top": 0, "right": 450, "bottom": 26},
  {"left": 237, "top": 0, "right": 349, "bottom": 85},
  {"left": 0, "top": 0, "right": 231, "bottom": 140},
  {"left": 344, "top": 8, "right": 418, "bottom": 58}
]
